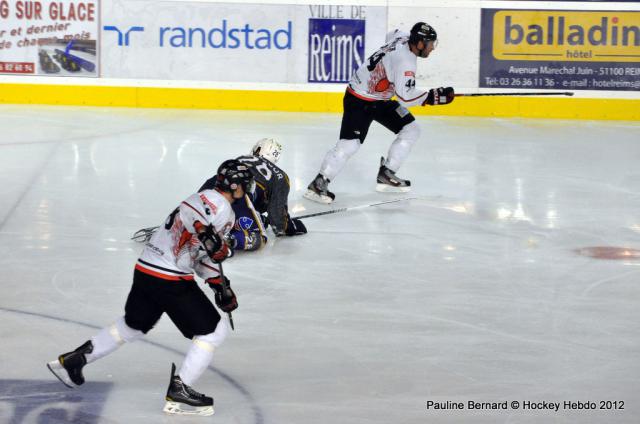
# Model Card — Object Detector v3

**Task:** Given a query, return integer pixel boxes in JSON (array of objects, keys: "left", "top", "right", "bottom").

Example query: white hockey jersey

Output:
[
  {"left": 347, "top": 30, "right": 429, "bottom": 107},
  {"left": 136, "top": 189, "right": 235, "bottom": 281}
]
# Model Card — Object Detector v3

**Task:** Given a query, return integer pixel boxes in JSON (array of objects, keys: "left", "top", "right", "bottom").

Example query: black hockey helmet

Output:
[
  {"left": 409, "top": 22, "right": 437, "bottom": 45},
  {"left": 215, "top": 159, "right": 254, "bottom": 194}
]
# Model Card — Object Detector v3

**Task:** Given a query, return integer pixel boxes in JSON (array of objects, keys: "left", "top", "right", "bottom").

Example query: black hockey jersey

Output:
[{"left": 199, "top": 155, "right": 291, "bottom": 235}]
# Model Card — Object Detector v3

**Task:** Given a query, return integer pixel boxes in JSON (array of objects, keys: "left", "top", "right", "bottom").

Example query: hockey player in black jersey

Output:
[
  {"left": 199, "top": 138, "right": 307, "bottom": 252},
  {"left": 131, "top": 138, "right": 307, "bottom": 250}
]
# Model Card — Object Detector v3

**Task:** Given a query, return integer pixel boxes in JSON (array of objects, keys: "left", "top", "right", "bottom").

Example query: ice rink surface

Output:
[{"left": 0, "top": 104, "right": 639, "bottom": 424}]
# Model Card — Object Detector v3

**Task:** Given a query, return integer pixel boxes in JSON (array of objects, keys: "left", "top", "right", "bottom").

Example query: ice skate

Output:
[
  {"left": 376, "top": 157, "right": 411, "bottom": 193},
  {"left": 47, "top": 340, "right": 93, "bottom": 388},
  {"left": 304, "top": 173, "right": 335, "bottom": 204},
  {"left": 163, "top": 363, "right": 214, "bottom": 416}
]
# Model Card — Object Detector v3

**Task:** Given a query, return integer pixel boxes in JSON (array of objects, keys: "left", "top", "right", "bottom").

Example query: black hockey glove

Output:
[
  {"left": 196, "top": 224, "right": 230, "bottom": 263},
  {"left": 207, "top": 276, "right": 238, "bottom": 313},
  {"left": 284, "top": 216, "right": 307, "bottom": 236},
  {"left": 423, "top": 87, "right": 455, "bottom": 106}
]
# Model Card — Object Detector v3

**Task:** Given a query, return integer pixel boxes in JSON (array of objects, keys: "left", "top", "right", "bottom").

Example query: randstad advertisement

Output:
[
  {"left": 0, "top": 0, "right": 99, "bottom": 76},
  {"left": 479, "top": 9, "right": 640, "bottom": 91},
  {"left": 101, "top": 1, "right": 386, "bottom": 83}
]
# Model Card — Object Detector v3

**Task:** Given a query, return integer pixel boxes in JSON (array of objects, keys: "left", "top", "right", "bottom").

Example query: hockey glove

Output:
[
  {"left": 284, "top": 217, "right": 307, "bottom": 236},
  {"left": 423, "top": 87, "right": 455, "bottom": 106},
  {"left": 211, "top": 241, "right": 230, "bottom": 263},
  {"left": 207, "top": 276, "right": 238, "bottom": 313},
  {"left": 196, "top": 223, "right": 230, "bottom": 263}
]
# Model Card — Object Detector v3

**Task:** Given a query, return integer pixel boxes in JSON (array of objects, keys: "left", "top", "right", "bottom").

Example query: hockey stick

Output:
[
  {"left": 217, "top": 261, "right": 235, "bottom": 331},
  {"left": 293, "top": 196, "right": 419, "bottom": 220},
  {"left": 455, "top": 91, "right": 574, "bottom": 97},
  {"left": 131, "top": 197, "right": 419, "bottom": 240}
]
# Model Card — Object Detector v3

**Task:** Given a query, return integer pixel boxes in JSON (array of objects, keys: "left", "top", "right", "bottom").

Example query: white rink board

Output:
[
  {"left": 388, "top": 6, "right": 481, "bottom": 90},
  {"left": 0, "top": 0, "right": 638, "bottom": 100},
  {"left": 100, "top": 1, "right": 387, "bottom": 82}
]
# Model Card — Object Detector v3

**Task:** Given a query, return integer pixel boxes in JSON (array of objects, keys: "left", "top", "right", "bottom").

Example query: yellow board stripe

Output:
[{"left": 0, "top": 83, "right": 638, "bottom": 120}]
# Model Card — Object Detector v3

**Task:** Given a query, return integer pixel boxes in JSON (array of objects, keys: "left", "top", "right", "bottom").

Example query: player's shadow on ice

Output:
[{"left": 0, "top": 380, "right": 112, "bottom": 424}]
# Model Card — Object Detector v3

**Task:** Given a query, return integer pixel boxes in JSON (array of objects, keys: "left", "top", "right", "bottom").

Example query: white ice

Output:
[{"left": 0, "top": 105, "right": 639, "bottom": 424}]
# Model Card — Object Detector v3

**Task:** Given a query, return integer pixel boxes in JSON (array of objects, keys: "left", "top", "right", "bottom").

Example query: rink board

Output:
[{"left": 0, "top": 82, "right": 638, "bottom": 120}]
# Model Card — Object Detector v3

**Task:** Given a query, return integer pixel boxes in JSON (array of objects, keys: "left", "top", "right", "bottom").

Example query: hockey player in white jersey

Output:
[
  {"left": 304, "top": 22, "right": 455, "bottom": 204},
  {"left": 47, "top": 159, "right": 254, "bottom": 416}
]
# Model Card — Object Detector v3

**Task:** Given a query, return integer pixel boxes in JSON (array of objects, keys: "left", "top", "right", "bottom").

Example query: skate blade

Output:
[
  {"left": 47, "top": 360, "right": 76, "bottom": 389},
  {"left": 303, "top": 189, "right": 334, "bottom": 204},
  {"left": 375, "top": 183, "right": 411, "bottom": 193},
  {"left": 163, "top": 401, "right": 214, "bottom": 416}
]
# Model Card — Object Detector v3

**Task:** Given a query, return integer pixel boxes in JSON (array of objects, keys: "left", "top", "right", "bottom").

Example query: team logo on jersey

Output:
[
  {"left": 199, "top": 194, "right": 218, "bottom": 215},
  {"left": 308, "top": 18, "right": 365, "bottom": 83},
  {"left": 238, "top": 216, "right": 255, "bottom": 230}
]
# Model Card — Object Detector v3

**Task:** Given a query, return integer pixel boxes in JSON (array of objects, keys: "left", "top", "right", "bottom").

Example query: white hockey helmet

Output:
[{"left": 251, "top": 138, "right": 282, "bottom": 164}]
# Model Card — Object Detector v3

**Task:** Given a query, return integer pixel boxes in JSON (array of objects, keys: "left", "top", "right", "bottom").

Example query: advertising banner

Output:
[
  {"left": 101, "top": 2, "right": 385, "bottom": 84},
  {"left": 0, "top": 0, "right": 99, "bottom": 76},
  {"left": 479, "top": 9, "right": 640, "bottom": 91},
  {"left": 308, "top": 17, "right": 365, "bottom": 83}
]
